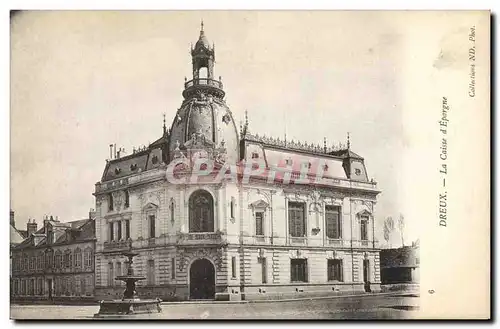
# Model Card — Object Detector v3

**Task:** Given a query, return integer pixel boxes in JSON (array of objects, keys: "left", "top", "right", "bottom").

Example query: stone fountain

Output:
[{"left": 94, "top": 246, "right": 162, "bottom": 318}]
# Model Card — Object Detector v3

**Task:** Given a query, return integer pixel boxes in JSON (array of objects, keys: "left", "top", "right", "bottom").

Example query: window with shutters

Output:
[{"left": 288, "top": 202, "right": 306, "bottom": 237}]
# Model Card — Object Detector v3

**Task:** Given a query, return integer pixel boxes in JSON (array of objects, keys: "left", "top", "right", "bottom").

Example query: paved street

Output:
[{"left": 11, "top": 292, "right": 418, "bottom": 320}]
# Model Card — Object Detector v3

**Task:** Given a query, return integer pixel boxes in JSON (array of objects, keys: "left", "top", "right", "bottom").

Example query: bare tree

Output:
[
  {"left": 398, "top": 213, "right": 405, "bottom": 247},
  {"left": 383, "top": 216, "right": 394, "bottom": 248}
]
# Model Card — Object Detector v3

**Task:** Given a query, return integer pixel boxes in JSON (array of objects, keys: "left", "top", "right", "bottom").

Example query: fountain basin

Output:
[{"left": 94, "top": 298, "right": 162, "bottom": 318}]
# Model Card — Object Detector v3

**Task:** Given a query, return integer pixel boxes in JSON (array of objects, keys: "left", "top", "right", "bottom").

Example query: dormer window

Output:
[
  {"left": 114, "top": 167, "right": 121, "bottom": 175},
  {"left": 251, "top": 152, "right": 259, "bottom": 159},
  {"left": 152, "top": 155, "right": 159, "bottom": 165},
  {"left": 355, "top": 168, "right": 362, "bottom": 176},
  {"left": 285, "top": 158, "right": 293, "bottom": 166},
  {"left": 323, "top": 164, "right": 329, "bottom": 171},
  {"left": 130, "top": 164, "right": 138, "bottom": 171}
]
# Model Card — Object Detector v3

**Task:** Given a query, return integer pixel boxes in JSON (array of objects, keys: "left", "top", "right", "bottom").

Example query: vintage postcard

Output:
[{"left": 9, "top": 10, "right": 490, "bottom": 320}]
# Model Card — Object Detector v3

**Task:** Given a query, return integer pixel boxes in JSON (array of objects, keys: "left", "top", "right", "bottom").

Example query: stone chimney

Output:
[
  {"left": 27, "top": 218, "right": 38, "bottom": 236},
  {"left": 10, "top": 210, "right": 15, "bottom": 228}
]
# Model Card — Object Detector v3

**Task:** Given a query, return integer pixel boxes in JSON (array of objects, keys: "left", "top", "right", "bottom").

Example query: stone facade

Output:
[
  {"left": 93, "top": 24, "right": 382, "bottom": 302},
  {"left": 11, "top": 217, "right": 96, "bottom": 302}
]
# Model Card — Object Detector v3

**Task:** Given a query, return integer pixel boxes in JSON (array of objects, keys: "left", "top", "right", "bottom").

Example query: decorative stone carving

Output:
[
  {"left": 222, "top": 113, "right": 231, "bottom": 124},
  {"left": 112, "top": 191, "right": 124, "bottom": 211},
  {"left": 308, "top": 190, "right": 322, "bottom": 233},
  {"left": 245, "top": 133, "right": 347, "bottom": 154},
  {"left": 176, "top": 247, "right": 223, "bottom": 272}
]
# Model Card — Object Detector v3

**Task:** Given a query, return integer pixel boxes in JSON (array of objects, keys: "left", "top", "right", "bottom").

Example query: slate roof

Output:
[{"left": 13, "top": 218, "right": 95, "bottom": 250}]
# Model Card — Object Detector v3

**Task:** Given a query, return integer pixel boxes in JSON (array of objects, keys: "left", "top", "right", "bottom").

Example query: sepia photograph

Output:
[{"left": 9, "top": 10, "right": 489, "bottom": 320}]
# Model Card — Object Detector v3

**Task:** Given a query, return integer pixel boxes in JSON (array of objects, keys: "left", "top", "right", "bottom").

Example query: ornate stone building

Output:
[
  {"left": 10, "top": 215, "right": 96, "bottom": 302},
  {"left": 93, "top": 24, "right": 381, "bottom": 301}
]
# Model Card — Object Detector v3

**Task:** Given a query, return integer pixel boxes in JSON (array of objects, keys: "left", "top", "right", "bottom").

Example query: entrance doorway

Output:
[{"left": 189, "top": 258, "right": 215, "bottom": 300}]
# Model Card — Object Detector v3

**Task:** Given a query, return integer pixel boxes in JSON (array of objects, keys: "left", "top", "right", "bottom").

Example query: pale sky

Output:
[{"left": 11, "top": 11, "right": 415, "bottom": 246}]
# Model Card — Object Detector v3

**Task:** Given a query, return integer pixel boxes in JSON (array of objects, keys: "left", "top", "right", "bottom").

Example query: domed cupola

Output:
[{"left": 169, "top": 22, "right": 239, "bottom": 165}]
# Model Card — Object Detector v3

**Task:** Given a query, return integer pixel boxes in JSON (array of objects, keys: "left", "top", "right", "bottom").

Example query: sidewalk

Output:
[{"left": 160, "top": 291, "right": 417, "bottom": 305}]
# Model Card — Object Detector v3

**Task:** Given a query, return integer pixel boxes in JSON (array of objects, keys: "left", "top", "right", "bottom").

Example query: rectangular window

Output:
[
  {"left": 75, "top": 279, "right": 81, "bottom": 296},
  {"left": 231, "top": 256, "right": 237, "bottom": 279},
  {"left": 109, "top": 222, "right": 114, "bottom": 241},
  {"left": 30, "top": 279, "right": 35, "bottom": 295},
  {"left": 327, "top": 259, "right": 343, "bottom": 281},
  {"left": 122, "top": 263, "right": 127, "bottom": 282},
  {"left": 288, "top": 202, "right": 306, "bottom": 237},
  {"left": 117, "top": 221, "right": 122, "bottom": 241},
  {"left": 258, "top": 257, "right": 267, "bottom": 284},
  {"left": 325, "top": 206, "right": 341, "bottom": 239},
  {"left": 147, "top": 260, "right": 155, "bottom": 286},
  {"left": 108, "top": 263, "right": 114, "bottom": 287},
  {"left": 230, "top": 198, "right": 235, "bottom": 219},
  {"left": 81, "top": 278, "right": 86, "bottom": 295},
  {"left": 290, "top": 259, "right": 308, "bottom": 282},
  {"left": 171, "top": 258, "right": 176, "bottom": 280},
  {"left": 116, "top": 262, "right": 122, "bottom": 285},
  {"left": 360, "top": 217, "right": 369, "bottom": 241},
  {"left": 125, "top": 220, "right": 131, "bottom": 239},
  {"left": 124, "top": 190, "right": 130, "bottom": 208},
  {"left": 108, "top": 193, "right": 114, "bottom": 211},
  {"left": 75, "top": 252, "right": 82, "bottom": 267},
  {"left": 255, "top": 212, "right": 264, "bottom": 236},
  {"left": 149, "top": 215, "right": 156, "bottom": 238}
]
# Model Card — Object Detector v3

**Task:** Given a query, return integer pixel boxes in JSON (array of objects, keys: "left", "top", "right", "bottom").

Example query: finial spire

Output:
[
  {"left": 323, "top": 137, "right": 327, "bottom": 153},
  {"left": 163, "top": 113, "right": 167, "bottom": 135},
  {"left": 242, "top": 110, "right": 249, "bottom": 136},
  {"left": 201, "top": 19, "right": 204, "bottom": 32},
  {"left": 347, "top": 132, "right": 351, "bottom": 150}
]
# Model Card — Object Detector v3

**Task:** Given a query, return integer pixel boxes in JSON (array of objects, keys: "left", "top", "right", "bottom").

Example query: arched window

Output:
[{"left": 189, "top": 190, "right": 214, "bottom": 233}]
